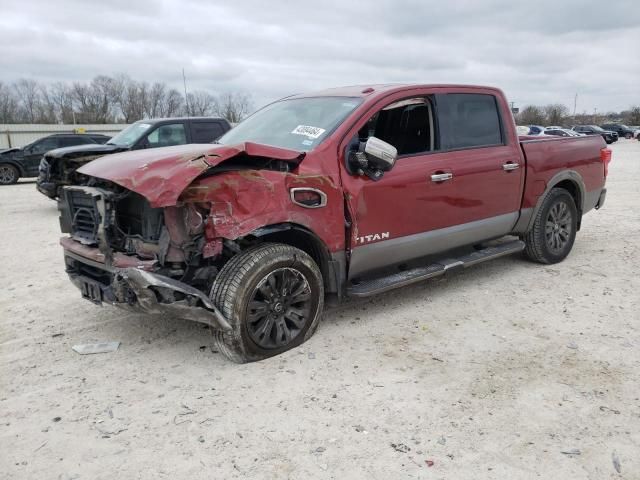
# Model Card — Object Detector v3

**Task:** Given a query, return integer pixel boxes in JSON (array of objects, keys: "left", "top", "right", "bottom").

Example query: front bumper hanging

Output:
[{"left": 64, "top": 248, "right": 231, "bottom": 332}]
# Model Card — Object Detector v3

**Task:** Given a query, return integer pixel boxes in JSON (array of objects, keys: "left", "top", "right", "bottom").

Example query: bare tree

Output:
[
  {"left": 0, "top": 75, "right": 253, "bottom": 124},
  {"left": 162, "top": 88, "right": 184, "bottom": 117},
  {"left": 625, "top": 106, "right": 640, "bottom": 125},
  {"left": 14, "top": 79, "right": 41, "bottom": 123},
  {"left": 38, "top": 85, "right": 59, "bottom": 123},
  {"left": 185, "top": 90, "right": 218, "bottom": 116},
  {"left": 216, "top": 92, "right": 253, "bottom": 123},
  {"left": 0, "top": 82, "right": 19, "bottom": 123},
  {"left": 113, "top": 75, "right": 145, "bottom": 123},
  {"left": 145, "top": 82, "right": 166, "bottom": 118},
  {"left": 516, "top": 105, "right": 546, "bottom": 125},
  {"left": 47, "top": 82, "right": 75, "bottom": 123},
  {"left": 542, "top": 104, "right": 569, "bottom": 126}
]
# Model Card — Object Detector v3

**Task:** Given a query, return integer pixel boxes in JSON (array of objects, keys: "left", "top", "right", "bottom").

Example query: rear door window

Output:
[
  {"left": 59, "top": 136, "right": 94, "bottom": 147},
  {"left": 436, "top": 93, "right": 503, "bottom": 150},
  {"left": 191, "top": 122, "right": 225, "bottom": 143},
  {"left": 146, "top": 123, "right": 187, "bottom": 147}
]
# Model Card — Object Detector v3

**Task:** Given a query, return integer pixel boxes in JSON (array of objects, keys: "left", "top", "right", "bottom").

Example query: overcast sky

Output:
[{"left": 1, "top": 0, "right": 638, "bottom": 113}]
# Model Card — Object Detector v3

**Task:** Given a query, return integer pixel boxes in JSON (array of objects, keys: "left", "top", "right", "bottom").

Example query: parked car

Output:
[
  {"left": 37, "top": 117, "right": 231, "bottom": 199},
  {"left": 544, "top": 128, "right": 583, "bottom": 137},
  {"left": 600, "top": 123, "right": 635, "bottom": 139},
  {"left": 572, "top": 125, "right": 618, "bottom": 144},
  {"left": 527, "top": 125, "right": 547, "bottom": 135},
  {"left": 0, "top": 133, "right": 108, "bottom": 185},
  {"left": 516, "top": 125, "right": 531, "bottom": 135},
  {"left": 57, "top": 84, "right": 610, "bottom": 362}
]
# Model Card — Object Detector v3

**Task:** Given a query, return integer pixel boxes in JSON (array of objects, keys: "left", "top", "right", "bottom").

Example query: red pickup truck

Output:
[{"left": 57, "top": 84, "right": 610, "bottom": 362}]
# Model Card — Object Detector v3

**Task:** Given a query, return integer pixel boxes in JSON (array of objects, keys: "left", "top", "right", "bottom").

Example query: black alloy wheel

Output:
[
  {"left": 211, "top": 243, "right": 324, "bottom": 363},
  {"left": 247, "top": 267, "right": 312, "bottom": 349},
  {"left": 523, "top": 188, "right": 578, "bottom": 264},
  {"left": 545, "top": 200, "right": 572, "bottom": 255},
  {"left": 0, "top": 164, "right": 19, "bottom": 185}
]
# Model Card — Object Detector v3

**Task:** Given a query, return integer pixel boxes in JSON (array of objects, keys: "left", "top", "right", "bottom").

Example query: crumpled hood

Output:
[{"left": 77, "top": 142, "right": 305, "bottom": 207}]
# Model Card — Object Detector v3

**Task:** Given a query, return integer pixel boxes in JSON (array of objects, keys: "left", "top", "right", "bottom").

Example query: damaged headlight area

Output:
[{"left": 59, "top": 184, "right": 233, "bottom": 330}]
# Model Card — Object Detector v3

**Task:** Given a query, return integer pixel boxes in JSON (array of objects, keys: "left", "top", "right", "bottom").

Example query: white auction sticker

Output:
[{"left": 291, "top": 125, "right": 326, "bottom": 139}]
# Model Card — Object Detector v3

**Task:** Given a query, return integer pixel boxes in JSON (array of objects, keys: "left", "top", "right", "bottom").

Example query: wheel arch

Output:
[
  {"left": 0, "top": 160, "right": 25, "bottom": 177},
  {"left": 519, "top": 170, "right": 586, "bottom": 233},
  {"left": 248, "top": 222, "right": 344, "bottom": 295}
]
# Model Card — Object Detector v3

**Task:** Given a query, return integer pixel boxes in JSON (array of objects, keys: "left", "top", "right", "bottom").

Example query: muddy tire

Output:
[
  {"left": 523, "top": 188, "right": 578, "bottom": 264},
  {"left": 210, "top": 243, "right": 324, "bottom": 363},
  {"left": 0, "top": 164, "right": 19, "bottom": 185}
]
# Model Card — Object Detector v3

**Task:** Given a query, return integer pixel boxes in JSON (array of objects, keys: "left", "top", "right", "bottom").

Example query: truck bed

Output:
[{"left": 519, "top": 135, "right": 606, "bottom": 212}]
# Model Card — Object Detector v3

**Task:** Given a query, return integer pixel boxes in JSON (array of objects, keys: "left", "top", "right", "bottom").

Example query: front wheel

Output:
[
  {"left": 210, "top": 243, "right": 324, "bottom": 363},
  {"left": 625, "top": 133, "right": 632, "bottom": 139},
  {"left": 523, "top": 188, "right": 578, "bottom": 264},
  {"left": 0, "top": 164, "right": 19, "bottom": 185}
]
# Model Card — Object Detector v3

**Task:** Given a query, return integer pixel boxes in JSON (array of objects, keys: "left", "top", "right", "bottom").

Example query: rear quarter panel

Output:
[{"left": 520, "top": 135, "right": 606, "bottom": 210}]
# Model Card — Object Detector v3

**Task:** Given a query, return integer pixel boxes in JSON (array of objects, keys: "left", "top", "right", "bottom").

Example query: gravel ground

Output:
[{"left": 1, "top": 140, "right": 639, "bottom": 479}]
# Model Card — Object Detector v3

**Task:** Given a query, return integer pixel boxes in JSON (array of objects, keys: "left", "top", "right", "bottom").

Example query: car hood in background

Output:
[
  {"left": 77, "top": 142, "right": 305, "bottom": 208},
  {"left": 45, "top": 143, "right": 129, "bottom": 159},
  {"left": 0, "top": 147, "right": 22, "bottom": 156}
]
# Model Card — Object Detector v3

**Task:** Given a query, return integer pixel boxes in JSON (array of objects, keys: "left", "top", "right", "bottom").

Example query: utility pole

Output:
[
  {"left": 573, "top": 93, "right": 577, "bottom": 118},
  {"left": 182, "top": 68, "right": 190, "bottom": 117}
]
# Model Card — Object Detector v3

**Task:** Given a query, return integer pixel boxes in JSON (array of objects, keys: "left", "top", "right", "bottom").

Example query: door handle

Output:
[
  {"left": 502, "top": 162, "right": 520, "bottom": 171},
  {"left": 430, "top": 172, "right": 453, "bottom": 182}
]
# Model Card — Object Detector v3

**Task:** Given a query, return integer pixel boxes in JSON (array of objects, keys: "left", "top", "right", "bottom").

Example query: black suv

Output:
[
  {"left": 0, "top": 134, "right": 110, "bottom": 185},
  {"left": 572, "top": 125, "right": 618, "bottom": 144},
  {"left": 600, "top": 123, "right": 635, "bottom": 139},
  {"left": 37, "top": 117, "right": 232, "bottom": 199}
]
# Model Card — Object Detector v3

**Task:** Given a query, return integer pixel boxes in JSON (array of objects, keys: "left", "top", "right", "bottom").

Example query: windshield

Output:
[
  {"left": 591, "top": 125, "right": 605, "bottom": 132},
  {"left": 107, "top": 122, "right": 153, "bottom": 146},
  {"left": 217, "top": 97, "right": 363, "bottom": 151}
]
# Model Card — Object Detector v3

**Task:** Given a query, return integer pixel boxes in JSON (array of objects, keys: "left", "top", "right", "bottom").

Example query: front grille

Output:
[{"left": 66, "top": 189, "right": 102, "bottom": 245}]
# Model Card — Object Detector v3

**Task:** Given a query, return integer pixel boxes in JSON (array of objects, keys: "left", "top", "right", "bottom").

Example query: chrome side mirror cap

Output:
[{"left": 364, "top": 136, "right": 397, "bottom": 171}]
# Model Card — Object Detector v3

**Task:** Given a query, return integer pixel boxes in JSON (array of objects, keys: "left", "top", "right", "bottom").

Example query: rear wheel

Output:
[
  {"left": 625, "top": 133, "right": 632, "bottom": 139},
  {"left": 210, "top": 243, "right": 324, "bottom": 363},
  {"left": 0, "top": 164, "right": 19, "bottom": 185},
  {"left": 523, "top": 188, "right": 578, "bottom": 264}
]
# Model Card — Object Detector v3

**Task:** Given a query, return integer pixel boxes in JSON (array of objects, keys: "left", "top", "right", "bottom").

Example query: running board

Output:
[{"left": 347, "top": 240, "right": 525, "bottom": 298}]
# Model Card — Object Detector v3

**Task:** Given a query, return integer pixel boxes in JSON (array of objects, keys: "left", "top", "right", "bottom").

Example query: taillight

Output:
[{"left": 601, "top": 148, "right": 612, "bottom": 178}]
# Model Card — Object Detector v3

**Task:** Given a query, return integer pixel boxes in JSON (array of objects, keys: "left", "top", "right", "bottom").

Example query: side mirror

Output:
[
  {"left": 349, "top": 136, "right": 397, "bottom": 181},
  {"left": 364, "top": 137, "right": 397, "bottom": 171}
]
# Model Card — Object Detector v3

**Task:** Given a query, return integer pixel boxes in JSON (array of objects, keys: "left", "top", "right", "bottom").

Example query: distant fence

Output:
[{"left": 0, "top": 124, "right": 129, "bottom": 149}]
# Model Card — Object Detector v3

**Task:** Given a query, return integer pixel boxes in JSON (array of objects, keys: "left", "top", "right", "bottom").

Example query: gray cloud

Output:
[{"left": 1, "top": 0, "right": 638, "bottom": 112}]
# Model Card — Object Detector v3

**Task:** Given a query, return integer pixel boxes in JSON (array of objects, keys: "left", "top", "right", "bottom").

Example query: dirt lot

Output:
[{"left": 1, "top": 140, "right": 639, "bottom": 480}]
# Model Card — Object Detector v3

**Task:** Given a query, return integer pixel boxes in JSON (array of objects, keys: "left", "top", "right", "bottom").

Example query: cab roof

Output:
[{"left": 286, "top": 83, "right": 502, "bottom": 100}]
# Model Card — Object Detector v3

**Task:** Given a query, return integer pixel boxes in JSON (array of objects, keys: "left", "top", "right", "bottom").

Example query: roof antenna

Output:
[{"left": 182, "top": 68, "right": 190, "bottom": 118}]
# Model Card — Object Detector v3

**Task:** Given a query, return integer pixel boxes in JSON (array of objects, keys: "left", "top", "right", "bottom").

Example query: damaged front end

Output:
[
  {"left": 59, "top": 184, "right": 231, "bottom": 331},
  {"left": 57, "top": 142, "right": 325, "bottom": 331}
]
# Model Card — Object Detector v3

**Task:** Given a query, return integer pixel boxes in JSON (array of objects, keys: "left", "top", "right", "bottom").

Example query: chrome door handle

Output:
[
  {"left": 430, "top": 173, "right": 453, "bottom": 182},
  {"left": 502, "top": 162, "right": 520, "bottom": 171}
]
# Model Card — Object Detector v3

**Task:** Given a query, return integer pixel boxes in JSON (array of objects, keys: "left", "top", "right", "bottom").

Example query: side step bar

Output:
[{"left": 347, "top": 240, "right": 525, "bottom": 298}]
